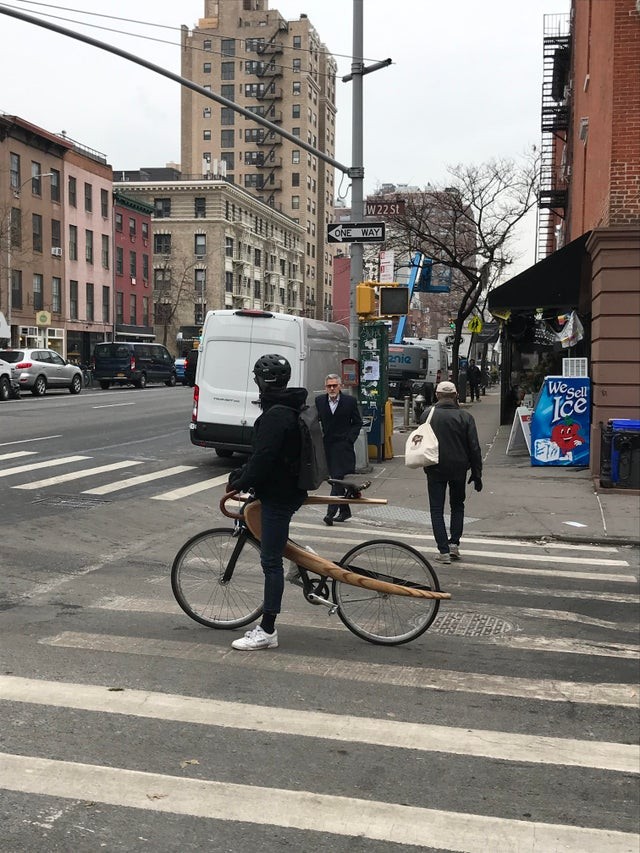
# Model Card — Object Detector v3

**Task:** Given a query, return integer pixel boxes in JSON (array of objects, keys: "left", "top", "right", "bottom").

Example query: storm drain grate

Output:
[
  {"left": 31, "top": 494, "right": 111, "bottom": 509},
  {"left": 431, "top": 610, "right": 515, "bottom": 637}
]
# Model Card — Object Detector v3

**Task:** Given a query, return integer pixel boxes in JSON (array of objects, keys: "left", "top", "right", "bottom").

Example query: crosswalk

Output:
[{"left": 1, "top": 525, "right": 638, "bottom": 850}]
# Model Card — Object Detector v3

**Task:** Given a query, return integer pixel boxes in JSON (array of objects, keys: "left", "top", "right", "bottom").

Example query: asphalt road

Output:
[{"left": 0, "top": 386, "right": 638, "bottom": 852}]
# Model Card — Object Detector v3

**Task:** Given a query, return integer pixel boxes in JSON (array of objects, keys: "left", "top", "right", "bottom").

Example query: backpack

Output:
[{"left": 273, "top": 404, "right": 329, "bottom": 491}]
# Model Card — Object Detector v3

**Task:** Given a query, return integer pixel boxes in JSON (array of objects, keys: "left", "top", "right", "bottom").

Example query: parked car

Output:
[
  {"left": 92, "top": 342, "right": 177, "bottom": 389},
  {"left": 0, "top": 358, "right": 20, "bottom": 400},
  {"left": 0, "top": 349, "right": 82, "bottom": 396}
]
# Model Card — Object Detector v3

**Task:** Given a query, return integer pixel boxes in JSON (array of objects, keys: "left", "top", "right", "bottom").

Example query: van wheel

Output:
[
  {"left": 215, "top": 449, "right": 234, "bottom": 459},
  {"left": 32, "top": 375, "right": 47, "bottom": 397},
  {"left": 100, "top": 381, "right": 110, "bottom": 390},
  {"left": 135, "top": 373, "right": 147, "bottom": 389},
  {"left": 165, "top": 372, "right": 177, "bottom": 387}
]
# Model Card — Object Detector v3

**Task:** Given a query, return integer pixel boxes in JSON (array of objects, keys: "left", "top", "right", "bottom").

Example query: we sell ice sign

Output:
[{"left": 530, "top": 376, "right": 591, "bottom": 467}]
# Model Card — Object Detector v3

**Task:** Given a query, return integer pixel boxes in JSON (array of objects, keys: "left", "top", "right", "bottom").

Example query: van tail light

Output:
[
  {"left": 192, "top": 384, "right": 199, "bottom": 422},
  {"left": 130, "top": 357, "right": 136, "bottom": 370},
  {"left": 16, "top": 362, "right": 33, "bottom": 369},
  {"left": 436, "top": 369, "right": 441, "bottom": 384}
]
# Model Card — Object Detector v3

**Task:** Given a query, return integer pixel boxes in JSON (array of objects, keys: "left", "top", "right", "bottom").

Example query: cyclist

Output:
[{"left": 226, "top": 353, "right": 307, "bottom": 650}]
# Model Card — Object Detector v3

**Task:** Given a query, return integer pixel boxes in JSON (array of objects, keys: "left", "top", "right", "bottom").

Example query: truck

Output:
[{"left": 387, "top": 344, "right": 429, "bottom": 401}]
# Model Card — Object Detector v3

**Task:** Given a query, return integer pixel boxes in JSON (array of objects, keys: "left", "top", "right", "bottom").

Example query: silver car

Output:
[{"left": 0, "top": 348, "right": 83, "bottom": 397}]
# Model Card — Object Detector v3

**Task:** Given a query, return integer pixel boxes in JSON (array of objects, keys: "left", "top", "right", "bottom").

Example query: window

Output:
[
  {"left": 86, "top": 283, "right": 94, "bottom": 322},
  {"left": 50, "top": 169, "right": 60, "bottom": 202},
  {"left": 69, "top": 225, "right": 78, "bottom": 260},
  {"left": 31, "top": 162, "right": 42, "bottom": 195},
  {"left": 203, "top": 39, "right": 211, "bottom": 51},
  {"left": 85, "top": 229, "right": 93, "bottom": 263},
  {"left": 84, "top": 182, "right": 92, "bottom": 212},
  {"left": 221, "top": 129, "right": 234, "bottom": 147},
  {"left": 194, "top": 234, "right": 206, "bottom": 256},
  {"left": 154, "top": 198, "right": 171, "bottom": 218},
  {"left": 245, "top": 83, "right": 265, "bottom": 98},
  {"left": 221, "top": 84, "right": 235, "bottom": 100},
  {"left": 292, "top": 104, "right": 300, "bottom": 118},
  {"left": 142, "top": 254, "right": 149, "bottom": 281},
  {"left": 11, "top": 270, "right": 22, "bottom": 309},
  {"left": 203, "top": 107, "right": 211, "bottom": 118},
  {"left": 52, "top": 277, "right": 61, "bottom": 313},
  {"left": 68, "top": 280, "right": 78, "bottom": 320},
  {"left": 33, "top": 274, "right": 43, "bottom": 311},
  {"left": 225, "top": 271, "right": 233, "bottom": 292},
  {"left": 292, "top": 172, "right": 300, "bottom": 187},
  {"left": 115, "top": 212, "right": 123, "bottom": 232},
  {"left": 154, "top": 233, "right": 171, "bottom": 254},
  {"left": 142, "top": 222, "right": 149, "bottom": 241},
  {"left": 154, "top": 268, "right": 171, "bottom": 292},
  {"left": 195, "top": 268, "right": 206, "bottom": 296},
  {"left": 221, "top": 38, "right": 235, "bottom": 56},
  {"left": 115, "top": 291, "right": 123, "bottom": 324},
  {"left": 10, "top": 208, "right": 21, "bottom": 248},
  {"left": 32, "top": 214, "right": 43, "bottom": 252},
  {"left": 221, "top": 152, "right": 235, "bottom": 171},
  {"left": 203, "top": 129, "right": 211, "bottom": 141},
  {"left": 129, "top": 217, "right": 136, "bottom": 237},
  {"left": 116, "top": 246, "right": 123, "bottom": 275},
  {"left": 194, "top": 197, "right": 206, "bottom": 218},
  {"left": 291, "top": 195, "right": 300, "bottom": 209},
  {"left": 245, "top": 37, "right": 264, "bottom": 52},
  {"left": 129, "top": 293, "right": 137, "bottom": 325},
  {"left": 292, "top": 150, "right": 300, "bottom": 164},
  {"left": 225, "top": 236, "right": 234, "bottom": 257},
  {"left": 103, "top": 286, "right": 110, "bottom": 323},
  {"left": 221, "top": 107, "right": 235, "bottom": 125},
  {"left": 244, "top": 128, "right": 262, "bottom": 143},
  {"left": 293, "top": 35, "right": 302, "bottom": 49},
  {"left": 292, "top": 127, "right": 300, "bottom": 137},
  {"left": 244, "top": 174, "right": 263, "bottom": 189},
  {"left": 221, "top": 61, "right": 235, "bottom": 80},
  {"left": 101, "top": 188, "right": 109, "bottom": 217},
  {"left": 203, "top": 62, "right": 211, "bottom": 73},
  {"left": 129, "top": 250, "right": 137, "bottom": 278},
  {"left": 254, "top": 248, "right": 261, "bottom": 266},
  {"left": 51, "top": 219, "right": 61, "bottom": 249},
  {"left": 102, "top": 234, "right": 109, "bottom": 268},
  {"left": 292, "top": 58, "right": 301, "bottom": 73},
  {"left": 10, "top": 153, "right": 20, "bottom": 190},
  {"left": 142, "top": 296, "right": 149, "bottom": 326},
  {"left": 68, "top": 175, "right": 76, "bottom": 206}
]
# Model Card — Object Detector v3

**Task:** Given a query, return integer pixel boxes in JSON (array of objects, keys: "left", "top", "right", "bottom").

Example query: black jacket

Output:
[
  {"left": 229, "top": 387, "right": 308, "bottom": 504},
  {"left": 315, "top": 392, "right": 363, "bottom": 478},
  {"left": 419, "top": 400, "right": 482, "bottom": 480}
]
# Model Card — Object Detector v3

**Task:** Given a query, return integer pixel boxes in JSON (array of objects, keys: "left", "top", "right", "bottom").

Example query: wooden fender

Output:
[{"left": 244, "top": 501, "right": 451, "bottom": 601}]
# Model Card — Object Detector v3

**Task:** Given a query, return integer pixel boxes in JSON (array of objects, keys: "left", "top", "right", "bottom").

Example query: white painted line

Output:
[
  {"left": 0, "top": 455, "right": 90, "bottom": 478},
  {"left": 462, "top": 581, "right": 639, "bottom": 605},
  {"left": 40, "top": 632, "right": 639, "bottom": 708},
  {"left": 0, "top": 753, "right": 635, "bottom": 851},
  {"left": 0, "top": 451, "right": 36, "bottom": 461},
  {"left": 0, "top": 434, "right": 62, "bottom": 447},
  {"left": 440, "top": 561, "right": 636, "bottom": 584},
  {"left": 151, "top": 473, "right": 229, "bottom": 501},
  {"left": 92, "top": 403, "right": 137, "bottom": 409},
  {"left": 13, "top": 460, "right": 143, "bottom": 490},
  {"left": 1, "top": 675, "right": 636, "bottom": 773},
  {"left": 83, "top": 465, "right": 196, "bottom": 495}
]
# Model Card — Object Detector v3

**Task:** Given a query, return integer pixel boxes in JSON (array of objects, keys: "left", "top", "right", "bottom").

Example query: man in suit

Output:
[{"left": 315, "top": 374, "right": 363, "bottom": 526}]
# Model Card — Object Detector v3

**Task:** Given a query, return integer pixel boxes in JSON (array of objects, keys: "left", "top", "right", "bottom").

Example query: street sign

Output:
[
  {"left": 327, "top": 222, "right": 385, "bottom": 244},
  {"left": 365, "top": 200, "right": 405, "bottom": 217},
  {"left": 468, "top": 316, "right": 484, "bottom": 333}
]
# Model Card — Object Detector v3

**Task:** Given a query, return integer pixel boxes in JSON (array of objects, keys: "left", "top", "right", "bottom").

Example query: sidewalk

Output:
[{"left": 349, "top": 391, "right": 639, "bottom": 546}]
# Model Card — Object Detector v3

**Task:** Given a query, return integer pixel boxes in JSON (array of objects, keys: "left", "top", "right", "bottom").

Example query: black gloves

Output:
[{"left": 468, "top": 472, "right": 483, "bottom": 492}]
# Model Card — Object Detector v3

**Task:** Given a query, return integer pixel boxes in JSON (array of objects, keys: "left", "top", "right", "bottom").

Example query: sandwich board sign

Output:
[{"left": 506, "top": 406, "right": 532, "bottom": 456}]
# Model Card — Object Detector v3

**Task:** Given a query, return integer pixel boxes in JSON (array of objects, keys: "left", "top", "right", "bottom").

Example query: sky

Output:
[{"left": 0, "top": 0, "right": 570, "bottom": 272}]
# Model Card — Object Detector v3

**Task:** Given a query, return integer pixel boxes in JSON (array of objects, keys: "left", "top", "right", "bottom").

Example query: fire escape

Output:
[
  {"left": 537, "top": 14, "right": 571, "bottom": 261},
  {"left": 255, "top": 24, "right": 287, "bottom": 208}
]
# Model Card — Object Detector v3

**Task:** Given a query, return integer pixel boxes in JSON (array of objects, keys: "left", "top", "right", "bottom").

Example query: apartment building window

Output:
[
  {"left": 224, "top": 271, "right": 233, "bottom": 293},
  {"left": 33, "top": 274, "right": 43, "bottom": 311},
  {"left": 221, "top": 38, "right": 235, "bottom": 56},
  {"left": 129, "top": 293, "right": 136, "bottom": 325},
  {"left": 292, "top": 59, "right": 301, "bottom": 73},
  {"left": 245, "top": 83, "right": 265, "bottom": 98},
  {"left": 116, "top": 246, "right": 123, "bottom": 275},
  {"left": 292, "top": 127, "right": 300, "bottom": 137},
  {"left": 115, "top": 212, "right": 123, "bottom": 231},
  {"left": 68, "top": 175, "right": 76, "bottom": 206},
  {"left": 103, "top": 285, "right": 110, "bottom": 323},
  {"left": 84, "top": 182, "right": 92, "bottom": 212},
  {"left": 245, "top": 60, "right": 264, "bottom": 74},
  {"left": 99, "top": 188, "right": 108, "bottom": 217},
  {"left": 154, "top": 233, "right": 171, "bottom": 254},
  {"left": 142, "top": 296, "right": 149, "bottom": 326},
  {"left": 254, "top": 248, "right": 261, "bottom": 267},
  {"left": 221, "top": 152, "right": 235, "bottom": 171},
  {"left": 50, "top": 169, "right": 60, "bottom": 202},
  {"left": 244, "top": 128, "right": 262, "bottom": 143},
  {"left": 115, "top": 291, "right": 123, "bottom": 324},
  {"left": 142, "top": 222, "right": 149, "bottom": 241},
  {"left": 154, "top": 267, "right": 171, "bottom": 292},
  {"left": 194, "top": 197, "right": 206, "bottom": 218},
  {"left": 203, "top": 39, "right": 211, "bottom": 51},
  {"left": 221, "top": 129, "right": 234, "bottom": 147},
  {"left": 10, "top": 208, "right": 21, "bottom": 248},
  {"left": 86, "top": 283, "right": 94, "bottom": 321},
  {"left": 291, "top": 196, "right": 300, "bottom": 210},
  {"left": 32, "top": 214, "right": 43, "bottom": 252},
  {"left": 293, "top": 35, "right": 302, "bottom": 49},
  {"left": 11, "top": 270, "right": 22, "bottom": 309},
  {"left": 221, "top": 61, "right": 234, "bottom": 80},
  {"left": 292, "top": 81, "right": 301, "bottom": 96},
  {"left": 195, "top": 268, "right": 206, "bottom": 297},
  {"left": 244, "top": 174, "right": 263, "bottom": 189},
  {"left": 154, "top": 198, "right": 171, "bottom": 218},
  {"left": 203, "top": 62, "right": 211, "bottom": 73},
  {"left": 221, "top": 84, "right": 235, "bottom": 101},
  {"left": 51, "top": 219, "right": 61, "bottom": 249},
  {"left": 221, "top": 108, "right": 235, "bottom": 125},
  {"left": 85, "top": 229, "right": 93, "bottom": 263},
  {"left": 129, "top": 250, "right": 137, "bottom": 278},
  {"left": 292, "top": 104, "right": 300, "bottom": 118},
  {"left": 203, "top": 107, "right": 211, "bottom": 118},
  {"left": 10, "top": 153, "right": 20, "bottom": 190},
  {"left": 129, "top": 217, "right": 136, "bottom": 238},
  {"left": 142, "top": 254, "right": 149, "bottom": 281},
  {"left": 52, "top": 276, "right": 61, "bottom": 313},
  {"left": 291, "top": 150, "right": 300, "bottom": 164},
  {"left": 31, "top": 162, "right": 43, "bottom": 195},
  {"left": 245, "top": 38, "right": 264, "bottom": 52},
  {"left": 194, "top": 234, "right": 206, "bottom": 256},
  {"left": 203, "top": 129, "right": 211, "bottom": 141},
  {"left": 292, "top": 173, "right": 300, "bottom": 187},
  {"left": 225, "top": 236, "right": 234, "bottom": 257},
  {"left": 69, "top": 280, "right": 78, "bottom": 319},
  {"left": 101, "top": 234, "right": 109, "bottom": 268},
  {"left": 69, "top": 225, "right": 78, "bottom": 260}
]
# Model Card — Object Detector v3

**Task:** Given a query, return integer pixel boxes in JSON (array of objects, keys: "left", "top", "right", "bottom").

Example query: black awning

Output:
[{"left": 488, "top": 231, "right": 591, "bottom": 315}]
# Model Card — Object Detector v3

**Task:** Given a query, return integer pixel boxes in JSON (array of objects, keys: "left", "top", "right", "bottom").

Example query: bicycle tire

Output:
[
  {"left": 333, "top": 539, "right": 441, "bottom": 645},
  {"left": 171, "top": 528, "right": 263, "bottom": 629}
]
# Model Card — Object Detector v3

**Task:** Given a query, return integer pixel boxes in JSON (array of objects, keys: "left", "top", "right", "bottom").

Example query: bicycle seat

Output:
[{"left": 327, "top": 478, "right": 371, "bottom": 498}]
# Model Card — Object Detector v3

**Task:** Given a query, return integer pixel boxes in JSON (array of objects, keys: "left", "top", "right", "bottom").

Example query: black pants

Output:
[
  {"left": 426, "top": 474, "right": 466, "bottom": 554},
  {"left": 469, "top": 383, "right": 481, "bottom": 401}
]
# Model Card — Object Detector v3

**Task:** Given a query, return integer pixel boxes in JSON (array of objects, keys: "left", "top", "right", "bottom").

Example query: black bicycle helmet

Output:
[{"left": 253, "top": 353, "right": 291, "bottom": 389}]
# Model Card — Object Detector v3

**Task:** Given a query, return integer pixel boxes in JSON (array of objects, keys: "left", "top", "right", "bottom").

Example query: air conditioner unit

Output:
[
  {"left": 196, "top": 255, "right": 205, "bottom": 261},
  {"left": 131, "top": 277, "right": 137, "bottom": 285},
  {"left": 51, "top": 247, "right": 62, "bottom": 257}
]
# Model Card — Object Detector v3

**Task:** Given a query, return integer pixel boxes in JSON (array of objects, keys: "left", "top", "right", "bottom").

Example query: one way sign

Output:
[{"left": 327, "top": 221, "right": 386, "bottom": 244}]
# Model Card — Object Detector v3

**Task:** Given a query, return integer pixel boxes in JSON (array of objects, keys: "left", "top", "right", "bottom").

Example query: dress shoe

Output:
[
  {"left": 323, "top": 514, "right": 334, "bottom": 526},
  {"left": 335, "top": 509, "right": 351, "bottom": 522}
]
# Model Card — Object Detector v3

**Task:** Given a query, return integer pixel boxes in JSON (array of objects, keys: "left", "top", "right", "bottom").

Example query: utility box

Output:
[{"left": 600, "top": 419, "right": 640, "bottom": 489}]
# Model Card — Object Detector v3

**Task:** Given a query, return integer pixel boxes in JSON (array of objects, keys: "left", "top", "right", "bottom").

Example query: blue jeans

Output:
[
  {"left": 260, "top": 498, "right": 304, "bottom": 614},
  {"left": 426, "top": 475, "right": 466, "bottom": 554}
]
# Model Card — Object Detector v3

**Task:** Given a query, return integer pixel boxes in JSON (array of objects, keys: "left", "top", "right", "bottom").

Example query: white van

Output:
[
  {"left": 190, "top": 309, "right": 350, "bottom": 457},
  {"left": 403, "top": 337, "right": 449, "bottom": 403}
]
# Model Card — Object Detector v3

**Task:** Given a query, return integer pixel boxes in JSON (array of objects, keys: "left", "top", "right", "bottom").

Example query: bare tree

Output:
[
  {"left": 153, "top": 252, "right": 200, "bottom": 349},
  {"left": 385, "top": 154, "right": 539, "bottom": 382}
]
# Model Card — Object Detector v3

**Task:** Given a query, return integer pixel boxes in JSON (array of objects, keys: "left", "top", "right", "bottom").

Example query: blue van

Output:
[{"left": 93, "top": 342, "right": 177, "bottom": 389}]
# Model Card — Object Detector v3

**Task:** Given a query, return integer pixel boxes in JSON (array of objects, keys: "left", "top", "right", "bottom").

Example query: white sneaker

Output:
[
  {"left": 434, "top": 552, "right": 451, "bottom": 565},
  {"left": 449, "top": 544, "right": 461, "bottom": 561},
  {"left": 231, "top": 626, "right": 279, "bottom": 650}
]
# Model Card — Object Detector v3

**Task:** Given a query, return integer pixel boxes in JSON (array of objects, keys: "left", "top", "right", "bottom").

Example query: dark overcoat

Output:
[{"left": 315, "top": 392, "right": 363, "bottom": 478}]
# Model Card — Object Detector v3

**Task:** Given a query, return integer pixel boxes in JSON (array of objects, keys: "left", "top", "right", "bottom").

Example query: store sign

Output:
[
  {"left": 36, "top": 311, "right": 51, "bottom": 327},
  {"left": 530, "top": 376, "right": 591, "bottom": 466}
]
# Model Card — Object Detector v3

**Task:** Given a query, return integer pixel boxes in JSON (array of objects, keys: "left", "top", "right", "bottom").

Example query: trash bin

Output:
[{"left": 610, "top": 419, "right": 640, "bottom": 489}]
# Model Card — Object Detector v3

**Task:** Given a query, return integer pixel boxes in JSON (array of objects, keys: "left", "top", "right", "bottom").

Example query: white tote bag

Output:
[{"left": 405, "top": 406, "right": 439, "bottom": 469}]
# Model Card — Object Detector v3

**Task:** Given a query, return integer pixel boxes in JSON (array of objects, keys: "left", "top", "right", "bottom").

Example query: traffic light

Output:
[
  {"left": 356, "top": 283, "right": 376, "bottom": 315},
  {"left": 449, "top": 318, "right": 456, "bottom": 329},
  {"left": 379, "top": 286, "right": 409, "bottom": 316}
]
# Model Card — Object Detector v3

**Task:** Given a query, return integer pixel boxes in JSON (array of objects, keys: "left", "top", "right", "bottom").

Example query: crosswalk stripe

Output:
[
  {"left": 437, "top": 561, "right": 635, "bottom": 583},
  {"left": 13, "top": 460, "right": 143, "bottom": 490},
  {"left": 151, "top": 473, "right": 230, "bottom": 501},
  {"left": 0, "top": 455, "right": 90, "bottom": 478},
  {"left": 1, "top": 675, "right": 636, "bottom": 773},
  {"left": 83, "top": 465, "right": 196, "bottom": 495},
  {"left": 0, "top": 451, "right": 37, "bottom": 461},
  {"left": 1, "top": 752, "right": 635, "bottom": 851},
  {"left": 40, "top": 632, "right": 638, "bottom": 707}
]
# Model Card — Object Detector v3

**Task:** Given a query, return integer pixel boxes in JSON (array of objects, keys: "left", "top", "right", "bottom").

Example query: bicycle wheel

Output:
[
  {"left": 333, "top": 539, "right": 441, "bottom": 645},
  {"left": 171, "top": 528, "right": 263, "bottom": 629}
]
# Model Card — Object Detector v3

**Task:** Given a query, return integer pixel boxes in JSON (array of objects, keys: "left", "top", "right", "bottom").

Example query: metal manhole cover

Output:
[
  {"left": 31, "top": 494, "right": 111, "bottom": 509},
  {"left": 431, "top": 610, "right": 515, "bottom": 637}
]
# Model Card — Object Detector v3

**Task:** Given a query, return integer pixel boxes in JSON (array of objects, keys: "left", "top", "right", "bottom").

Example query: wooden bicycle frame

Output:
[{"left": 220, "top": 492, "right": 451, "bottom": 601}]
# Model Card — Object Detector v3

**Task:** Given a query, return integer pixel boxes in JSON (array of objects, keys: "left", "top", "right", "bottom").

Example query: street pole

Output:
[{"left": 349, "top": 0, "right": 364, "bottom": 360}]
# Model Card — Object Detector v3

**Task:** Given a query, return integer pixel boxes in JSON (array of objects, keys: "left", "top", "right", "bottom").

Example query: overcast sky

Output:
[{"left": 0, "top": 0, "right": 570, "bottom": 272}]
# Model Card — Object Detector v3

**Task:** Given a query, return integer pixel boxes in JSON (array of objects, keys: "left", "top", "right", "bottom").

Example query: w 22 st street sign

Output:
[{"left": 327, "top": 222, "right": 385, "bottom": 243}]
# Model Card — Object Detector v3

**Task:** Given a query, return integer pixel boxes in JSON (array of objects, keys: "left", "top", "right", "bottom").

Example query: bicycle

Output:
[{"left": 171, "top": 479, "right": 451, "bottom": 646}]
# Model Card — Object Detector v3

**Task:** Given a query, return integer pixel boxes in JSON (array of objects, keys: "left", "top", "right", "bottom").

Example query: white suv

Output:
[
  {"left": 0, "top": 357, "right": 20, "bottom": 401},
  {"left": 0, "top": 348, "right": 82, "bottom": 397}
]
